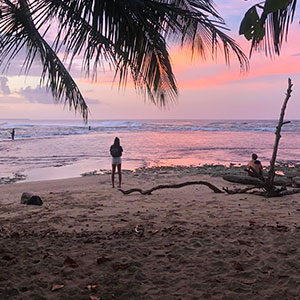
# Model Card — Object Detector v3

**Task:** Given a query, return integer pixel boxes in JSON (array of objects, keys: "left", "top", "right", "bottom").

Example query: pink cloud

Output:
[{"left": 176, "top": 55, "right": 300, "bottom": 89}]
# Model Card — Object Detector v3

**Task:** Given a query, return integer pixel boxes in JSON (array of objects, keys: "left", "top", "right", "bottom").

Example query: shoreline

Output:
[
  {"left": 1, "top": 169, "right": 300, "bottom": 299},
  {"left": 1, "top": 161, "right": 300, "bottom": 185}
]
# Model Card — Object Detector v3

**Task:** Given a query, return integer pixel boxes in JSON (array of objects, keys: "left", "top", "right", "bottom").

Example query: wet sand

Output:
[{"left": 1, "top": 168, "right": 300, "bottom": 299}]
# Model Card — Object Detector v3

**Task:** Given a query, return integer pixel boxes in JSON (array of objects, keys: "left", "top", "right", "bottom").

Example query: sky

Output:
[{"left": 0, "top": 0, "right": 300, "bottom": 121}]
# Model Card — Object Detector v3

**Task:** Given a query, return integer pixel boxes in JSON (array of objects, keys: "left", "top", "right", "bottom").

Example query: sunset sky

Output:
[{"left": 0, "top": 0, "right": 300, "bottom": 121}]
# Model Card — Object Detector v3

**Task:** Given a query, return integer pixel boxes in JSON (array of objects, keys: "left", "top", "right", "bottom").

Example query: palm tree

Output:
[
  {"left": 0, "top": 0, "right": 248, "bottom": 121},
  {"left": 239, "top": 0, "right": 297, "bottom": 56}
]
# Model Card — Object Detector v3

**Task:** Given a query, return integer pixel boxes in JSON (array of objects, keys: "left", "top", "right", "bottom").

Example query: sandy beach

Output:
[{"left": 1, "top": 168, "right": 300, "bottom": 300}]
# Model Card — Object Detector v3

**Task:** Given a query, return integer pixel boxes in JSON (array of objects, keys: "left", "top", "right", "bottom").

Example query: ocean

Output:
[{"left": 0, "top": 119, "right": 299, "bottom": 182}]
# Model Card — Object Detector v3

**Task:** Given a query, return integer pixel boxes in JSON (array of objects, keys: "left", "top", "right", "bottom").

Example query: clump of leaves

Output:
[{"left": 239, "top": 0, "right": 297, "bottom": 56}]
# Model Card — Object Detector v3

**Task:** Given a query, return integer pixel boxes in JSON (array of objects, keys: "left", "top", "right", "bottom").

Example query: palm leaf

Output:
[
  {"left": 0, "top": 0, "right": 88, "bottom": 120},
  {"left": 30, "top": 0, "right": 248, "bottom": 106}
]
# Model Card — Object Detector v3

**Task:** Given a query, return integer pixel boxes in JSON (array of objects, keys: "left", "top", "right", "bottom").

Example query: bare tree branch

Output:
[
  {"left": 265, "top": 78, "right": 293, "bottom": 192},
  {"left": 119, "top": 181, "right": 224, "bottom": 195}
]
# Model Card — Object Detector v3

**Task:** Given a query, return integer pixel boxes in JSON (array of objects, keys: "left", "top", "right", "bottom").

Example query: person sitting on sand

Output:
[
  {"left": 110, "top": 137, "right": 123, "bottom": 188},
  {"left": 246, "top": 153, "right": 263, "bottom": 178}
]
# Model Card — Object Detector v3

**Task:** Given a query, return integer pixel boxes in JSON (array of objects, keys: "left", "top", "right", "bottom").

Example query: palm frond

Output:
[
  {"left": 0, "top": 0, "right": 88, "bottom": 120},
  {"left": 30, "top": 0, "right": 248, "bottom": 106}
]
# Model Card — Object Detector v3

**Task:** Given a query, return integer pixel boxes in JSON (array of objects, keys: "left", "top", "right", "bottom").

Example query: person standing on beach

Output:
[
  {"left": 11, "top": 128, "right": 15, "bottom": 140},
  {"left": 110, "top": 137, "right": 123, "bottom": 188}
]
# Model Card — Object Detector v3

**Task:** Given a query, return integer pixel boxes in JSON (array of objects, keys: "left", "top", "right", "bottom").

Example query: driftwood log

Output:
[
  {"left": 287, "top": 177, "right": 300, "bottom": 188},
  {"left": 222, "top": 175, "right": 299, "bottom": 188},
  {"left": 119, "top": 178, "right": 300, "bottom": 197},
  {"left": 119, "top": 181, "right": 224, "bottom": 195},
  {"left": 275, "top": 189, "right": 300, "bottom": 196},
  {"left": 222, "top": 186, "right": 259, "bottom": 194},
  {"left": 223, "top": 175, "right": 265, "bottom": 187}
]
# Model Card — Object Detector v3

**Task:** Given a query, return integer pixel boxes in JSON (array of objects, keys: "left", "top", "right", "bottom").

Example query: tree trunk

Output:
[{"left": 265, "top": 78, "right": 293, "bottom": 193}]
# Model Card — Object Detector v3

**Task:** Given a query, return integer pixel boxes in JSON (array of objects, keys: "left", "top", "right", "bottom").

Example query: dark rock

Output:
[
  {"left": 27, "top": 196, "right": 43, "bottom": 206},
  {"left": 21, "top": 192, "right": 32, "bottom": 204},
  {"left": 21, "top": 193, "right": 43, "bottom": 206}
]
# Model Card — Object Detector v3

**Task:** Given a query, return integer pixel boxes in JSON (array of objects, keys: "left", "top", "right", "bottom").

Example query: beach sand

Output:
[{"left": 1, "top": 168, "right": 300, "bottom": 299}]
